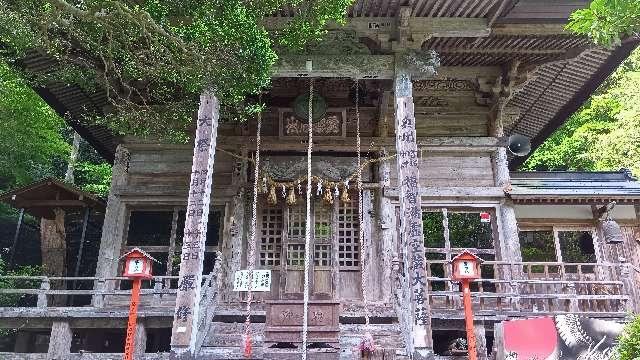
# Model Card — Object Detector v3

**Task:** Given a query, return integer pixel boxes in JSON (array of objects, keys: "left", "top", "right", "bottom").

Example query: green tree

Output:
[
  {"left": 0, "top": 61, "right": 70, "bottom": 189},
  {"left": 616, "top": 315, "right": 640, "bottom": 359},
  {"left": 521, "top": 49, "right": 640, "bottom": 176},
  {"left": 566, "top": 0, "right": 640, "bottom": 47},
  {"left": 0, "top": 0, "right": 355, "bottom": 139}
]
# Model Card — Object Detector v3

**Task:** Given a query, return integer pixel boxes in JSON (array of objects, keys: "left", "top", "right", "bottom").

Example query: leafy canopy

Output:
[
  {"left": 0, "top": 0, "right": 354, "bottom": 139},
  {"left": 566, "top": 0, "right": 640, "bottom": 47},
  {"left": 0, "top": 61, "right": 70, "bottom": 188},
  {"left": 521, "top": 49, "right": 640, "bottom": 176}
]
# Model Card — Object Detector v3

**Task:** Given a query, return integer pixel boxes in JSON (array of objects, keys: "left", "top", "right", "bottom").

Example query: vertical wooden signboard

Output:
[
  {"left": 171, "top": 93, "right": 219, "bottom": 355},
  {"left": 394, "top": 73, "right": 433, "bottom": 355}
]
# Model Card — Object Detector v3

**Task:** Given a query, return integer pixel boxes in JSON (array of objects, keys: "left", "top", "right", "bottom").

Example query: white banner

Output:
[{"left": 233, "top": 269, "right": 271, "bottom": 292}]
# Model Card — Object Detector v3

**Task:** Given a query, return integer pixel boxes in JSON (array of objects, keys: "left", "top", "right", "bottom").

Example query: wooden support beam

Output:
[
  {"left": 12, "top": 199, "right": 89, "bottom": 208},
  {"left": 134, "top": 321, "right": 147, "bottom": 356},
  {"left": 393, "top": 68, "right": 433, "bottom": 357},
  {"left": 47, "top": 321, "right": 72, "bottom": 359},
  {"left": 170, "top": 93, "right": 220, "bottom": 354},
  {"left": 377, "top": 150, "right": 396, "bottom": 303},
  {"left": 384, "top": 186, "right": 505, "bottom": 199},
  {"left": 8, "top": 208, "right": 24, "bottom": 267},
  {"left": 94, "top": 144, "right": 130, "bottom": 295},
  {"left": 274, "top": 55, "right": 501, "bottom": 79},
  {"left": 362, "top": 190, "right": 377, "bottom": 301},
  {"left": 218, "top": 136, "right": 500, "bottom": 153},
  {"left": 263, "top": 17, "right": 489, "bottom": 39},
  {"left": 475, "top": 322, "right": 489, "bottom": 360}
]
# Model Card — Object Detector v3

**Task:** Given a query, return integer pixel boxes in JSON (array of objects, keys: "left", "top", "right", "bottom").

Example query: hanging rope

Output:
[
  {"left": 243, "top": 102, "right": 262, "bottom": 358},
  {"left": 355, "top": 80, "right": 370, "bottom": 328},
  {"left": 301, "top": 78, "right": 314, "bottom": 360}
]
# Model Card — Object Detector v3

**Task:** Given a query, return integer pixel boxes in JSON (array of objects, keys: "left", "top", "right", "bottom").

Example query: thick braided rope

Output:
[
  {"left": 355, "top": 80, "right": 371, "bottom": 329},
  {"left": 243, "top": 108, "right": 261, "bottom": 349},
  {"left": 301, "top": 79, "right": 314, "bottom": 360}
]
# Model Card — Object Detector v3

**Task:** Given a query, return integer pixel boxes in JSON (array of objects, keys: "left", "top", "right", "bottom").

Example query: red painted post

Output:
[
  {"left": 123, "top": 278, "right": 141, "bottom": 360},
  {"left": 462, "top": 279, "right": 477, "bottom": 360}
]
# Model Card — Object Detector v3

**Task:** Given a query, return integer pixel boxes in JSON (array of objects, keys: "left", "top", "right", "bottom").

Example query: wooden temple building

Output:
[{"left": 1, "top": 1, "right": 640, "bottom": 359}]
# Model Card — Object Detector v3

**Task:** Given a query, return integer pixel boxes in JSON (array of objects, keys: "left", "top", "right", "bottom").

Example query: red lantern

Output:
[
  {"left": 451, "top": 250, "right": 483, "bottom": 360},
  {"left": 119, "top": 248, "right": 157, "bottom": 360},
  {"left": 122, "top": 248, "right": 155, "bottom": 280},
  {"left": 452, "top": 250, "right": 483, "bottom": 281}
]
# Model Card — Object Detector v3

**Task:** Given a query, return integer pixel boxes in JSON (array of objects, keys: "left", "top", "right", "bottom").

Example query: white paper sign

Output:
[
  {"left": 128, "top": 259, "right": 143, "bottom": 274},
  {"left": 233, "top": 270, "right": 271, "bottom": 292},
  {"left": 457, "top": 260, "right": 475, "bottom": 276}
]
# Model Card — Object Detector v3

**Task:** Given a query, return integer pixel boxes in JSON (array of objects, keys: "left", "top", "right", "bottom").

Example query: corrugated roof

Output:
[
  {"left": 509, "top": 170, "right": 640, "bottom": 202},
  {"left": 0, "top": 178, "right": 106, "bottom": 219}
]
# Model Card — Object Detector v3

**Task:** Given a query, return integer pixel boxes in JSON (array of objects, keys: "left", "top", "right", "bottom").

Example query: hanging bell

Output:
[
  {"left": 323, "top": 187, "right": 334, "bottom": 205},
  {"left": 340, "top": 186, "right": 351, "bottom": 203},
  {"left": 601, "top": 219, "right": 623, "bottom": 243},
  {"left": 286, "top": 187, "right": 297, "bottom": 206},
  {"left": 267, "top": 185, "right": 278, "bottom": 205}
]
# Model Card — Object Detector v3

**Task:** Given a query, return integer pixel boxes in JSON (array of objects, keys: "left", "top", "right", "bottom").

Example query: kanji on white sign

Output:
[{"left": 233, "top": 270, "right": 272, "bottom": 292}]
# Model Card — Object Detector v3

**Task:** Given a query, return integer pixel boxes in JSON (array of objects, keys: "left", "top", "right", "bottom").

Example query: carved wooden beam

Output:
[
  {"left": 217, "top": 136, "right": 500, "bottom": 152},
  {"left": 273, "top": 55, "right": 501, "bottom": 79}
]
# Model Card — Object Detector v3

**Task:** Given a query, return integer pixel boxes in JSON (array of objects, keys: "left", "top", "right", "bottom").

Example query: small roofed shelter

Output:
[{"left": 0, "top": 178, "right": 105, "bottom": 282}]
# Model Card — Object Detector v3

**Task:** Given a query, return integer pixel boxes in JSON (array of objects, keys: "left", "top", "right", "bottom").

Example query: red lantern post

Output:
[
  {"left": 120, "top": 248, "right": 156, "bottom": 360},
  {"left": 451, "top": 250, "right": 483, "bottom": 360}
]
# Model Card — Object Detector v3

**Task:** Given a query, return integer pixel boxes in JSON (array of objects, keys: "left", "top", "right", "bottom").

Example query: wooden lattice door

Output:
[
  {"left": 258, "top": 196, "right": 361, "bottom": 301},
  {"left": 281, "top": 200, "right": 335, "bottom": 299}
]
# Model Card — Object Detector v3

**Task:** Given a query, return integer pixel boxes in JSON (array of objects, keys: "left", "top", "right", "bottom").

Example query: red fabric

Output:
[
  {"left": 244, "top": 336, "right": 252, "bottom": 358},
  {"left": 503, "top": 317, "right": 557, "bottom": 358}
]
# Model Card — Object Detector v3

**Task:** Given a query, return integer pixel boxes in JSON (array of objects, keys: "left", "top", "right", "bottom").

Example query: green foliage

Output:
[
  {"left": 566, "top": 0, "right": 640, "bottom": 47},
  {"left": 0, "top": 0, "right": 355, "bottom": 140},
  {"left": 0, "top": 61, "right": 70, "bottom": 189},
  {"left": 0, "top": 258, "right": 41, "bottom": 307},
  {"left": 616, "top": 315, "right": 640, "bottom": 359},
  {"left": 75, "top": 161, "right": 112, "bottom": 197},
  {"left": 521, "top": 49, "right": 640, "bottom": 176}
]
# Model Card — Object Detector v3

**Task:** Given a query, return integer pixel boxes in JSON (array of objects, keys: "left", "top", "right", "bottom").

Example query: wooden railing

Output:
[
  {"left": 0, "top": 261, "right": 637, "bottom": 317},
  {"left": 424, "top": 261, "right": 638, "bottom": 316},
  {"left": 0, "top": 275, "right": 189, "bottom": 310}
]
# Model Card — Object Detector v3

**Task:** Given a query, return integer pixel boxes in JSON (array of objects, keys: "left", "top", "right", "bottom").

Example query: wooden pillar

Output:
[
  {"left": 474, "top": 322, "right": 488, "bottom": 360},
  {"left": 8, "top": 207, "right": 24, "bottom": 267},
  {"left": 134, "top": 321, "right": 148, "bottom": 356},
  {"left": 47, "top": 321, "right": 72, "bottom": 359},
  {"left": 94, "top": 144, "right": 130, "bottom": 297},
  {"left": 221, "top": 191, "right": 246, "bottom": 301},
  {"left": 171, "top": 92, "right": 219, "bottom": 354},
  {"left": 493, "top": 322, "right": 504, "bottom": 360},
  {"left": 393, "top": 69, "right": 433, "bottom": 358},
  {"left": 492, "top": 122, "right": 522, "bottom": 265},
  {"left": 41, "top": 207, "right": 67, "bottom": 306},
  {"left": 362, "top": 189, "right": 378, "bottom": 301},
  {"left": 220, "top": 146, "right": 248, "bottom": 300},
  {"left": 377, "top": 151, "right": 396, "bottom": 303}
]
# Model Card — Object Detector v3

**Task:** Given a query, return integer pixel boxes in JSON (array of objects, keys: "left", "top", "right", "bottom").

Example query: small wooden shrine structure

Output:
[{"left": 1, "top": 1, "right": 640, "bottom": 359}]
